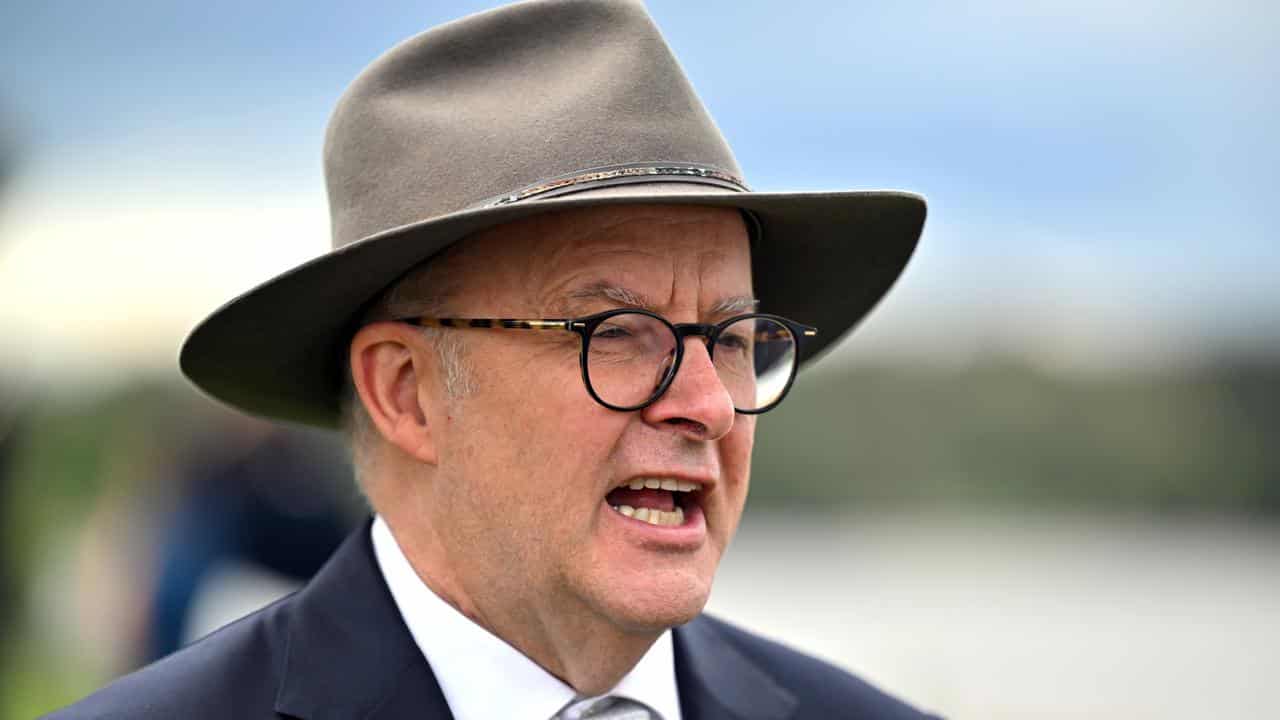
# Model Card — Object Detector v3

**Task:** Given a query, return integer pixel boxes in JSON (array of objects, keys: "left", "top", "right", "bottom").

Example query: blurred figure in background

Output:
[{"left": 144, "top": 421, "right": 354, "bottom": 660}]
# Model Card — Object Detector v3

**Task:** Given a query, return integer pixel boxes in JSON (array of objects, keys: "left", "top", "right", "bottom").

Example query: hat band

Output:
[{"left": 482, "top": 162, "right": 749, "bottom": 208}]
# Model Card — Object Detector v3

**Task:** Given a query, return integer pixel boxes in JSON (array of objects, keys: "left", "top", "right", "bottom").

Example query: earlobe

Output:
[{"left": 349, "top": 323, "right": 439, "bottom": 465}]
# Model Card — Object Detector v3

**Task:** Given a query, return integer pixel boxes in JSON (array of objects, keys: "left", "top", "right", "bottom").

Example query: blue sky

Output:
[{"left": 0, "top": 0, "right": 1276, "bottom": 378}]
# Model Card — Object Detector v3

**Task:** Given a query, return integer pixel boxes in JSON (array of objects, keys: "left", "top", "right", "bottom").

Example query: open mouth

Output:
[{"left": 605, "top": 478, "right": 702, "bottom": 527}]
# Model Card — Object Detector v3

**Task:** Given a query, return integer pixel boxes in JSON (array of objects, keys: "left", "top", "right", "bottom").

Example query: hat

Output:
[{"left": 180, "top": 0, "right": 926, "bottom": 427}]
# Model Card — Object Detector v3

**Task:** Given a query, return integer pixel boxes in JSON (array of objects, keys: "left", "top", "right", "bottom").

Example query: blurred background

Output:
[{"left": 1, "top": 1, "right": 1277, "bottom": 717}]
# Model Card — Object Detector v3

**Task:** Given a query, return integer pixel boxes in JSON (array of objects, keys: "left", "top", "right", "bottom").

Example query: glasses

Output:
[{"left": 396, "top": 309, "right": 817, "bottom": 414}]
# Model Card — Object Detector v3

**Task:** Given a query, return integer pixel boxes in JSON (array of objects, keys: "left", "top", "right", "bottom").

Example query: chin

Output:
[{"left": 591, "top": 567, "right": 714, "bottom": 634}]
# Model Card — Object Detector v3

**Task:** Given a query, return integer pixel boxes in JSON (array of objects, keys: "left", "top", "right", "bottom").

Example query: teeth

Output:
[
  {"left": 618, "top": 478, "right": 703, "bottom": 493},
  {"left": 611, "top": 505, "right": 684, "bottom": 526}
]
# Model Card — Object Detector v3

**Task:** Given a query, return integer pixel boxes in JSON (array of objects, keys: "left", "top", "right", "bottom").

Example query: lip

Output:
[{"left": 601, "top": 497, "right": 707, "bottom": 551}]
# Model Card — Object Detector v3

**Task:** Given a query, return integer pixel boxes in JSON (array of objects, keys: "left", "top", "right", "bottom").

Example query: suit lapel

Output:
[
  {"left": 274, "top": 519, "right": 455, "bottom": 720},
  {"left": 674, "top": 617, "right": 797, "bottom": 720},
  {"left": 273, "top": 520, "right": 798, "bottom": 720}
]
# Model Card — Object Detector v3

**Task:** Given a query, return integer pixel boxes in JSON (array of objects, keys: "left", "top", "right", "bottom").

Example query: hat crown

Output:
[{"left": 323, "top": 0, "right": 743, "bottom": 249}]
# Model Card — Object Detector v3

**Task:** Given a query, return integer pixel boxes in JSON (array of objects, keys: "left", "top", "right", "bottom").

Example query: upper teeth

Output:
[{"left": 624, "top": 478, "right": 701, "bottom": 492}]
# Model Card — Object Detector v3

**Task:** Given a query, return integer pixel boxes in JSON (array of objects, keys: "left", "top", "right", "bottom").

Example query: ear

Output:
[{"left": 349, "top": 321, "right": 441, "bottom": 465}]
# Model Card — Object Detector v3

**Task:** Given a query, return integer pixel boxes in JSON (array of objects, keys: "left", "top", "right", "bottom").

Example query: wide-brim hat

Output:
[{"left": 180, "top": 0, "right": 926, "bottom": 428}]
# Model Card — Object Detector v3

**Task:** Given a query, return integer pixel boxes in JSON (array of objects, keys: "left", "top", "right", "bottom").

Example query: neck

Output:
[{"left": 380, "top": 508, "right": 660, "bottom": 695}]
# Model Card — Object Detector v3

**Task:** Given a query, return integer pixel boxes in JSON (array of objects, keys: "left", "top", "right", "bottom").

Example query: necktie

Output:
[{"left": 553, "top": 695, "right": 663, "bottom": 720}]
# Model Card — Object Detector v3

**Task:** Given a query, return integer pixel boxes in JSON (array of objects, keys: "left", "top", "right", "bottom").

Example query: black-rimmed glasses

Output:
[{"left": 395, "top": 309, "right": 817, "bottom": 413}]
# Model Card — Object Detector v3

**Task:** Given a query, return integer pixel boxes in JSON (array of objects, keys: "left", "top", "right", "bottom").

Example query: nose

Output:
[{"left": 640, "top": 337, "right": 735, "bottom": 440}]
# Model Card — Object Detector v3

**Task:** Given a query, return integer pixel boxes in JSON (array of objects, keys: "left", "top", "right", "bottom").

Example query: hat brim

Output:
[{"left": 180, "top": 187, "right": 926, "bottom": 427}]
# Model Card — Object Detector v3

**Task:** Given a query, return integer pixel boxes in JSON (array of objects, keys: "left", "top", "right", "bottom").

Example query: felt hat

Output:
[{"left": 180, "top": 0, "right": 926, "bottom": 427}]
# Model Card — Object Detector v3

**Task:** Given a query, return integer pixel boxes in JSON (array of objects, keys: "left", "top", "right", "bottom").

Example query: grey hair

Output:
[{"left": 340, "top": 250, "right": 476, "bottom": 497}]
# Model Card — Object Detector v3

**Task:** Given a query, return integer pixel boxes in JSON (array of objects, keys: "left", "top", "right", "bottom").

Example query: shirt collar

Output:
[{"left": 371, "top": 515, "right": 683, "bottom": 720}]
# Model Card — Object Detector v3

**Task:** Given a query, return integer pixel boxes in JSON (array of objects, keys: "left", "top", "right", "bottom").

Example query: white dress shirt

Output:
[{"left": 371, "top": 515, "right": 683, "bottom": 720}]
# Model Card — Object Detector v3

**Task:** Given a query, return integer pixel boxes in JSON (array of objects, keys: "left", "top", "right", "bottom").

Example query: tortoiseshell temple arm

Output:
[
  {"left": 768, "top": 328, "right": 818, "bottom": 339},
  {"left": 400, "top": 317, "right": 819, "bottom": 340},
  {"left": 402, "top": 318, "right": 577, "bottom": 331}
]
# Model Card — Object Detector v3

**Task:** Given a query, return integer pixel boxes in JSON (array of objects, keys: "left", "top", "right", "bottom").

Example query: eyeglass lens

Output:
[{"left": 585, "top": 312, "right": 797, "bottom": 411}]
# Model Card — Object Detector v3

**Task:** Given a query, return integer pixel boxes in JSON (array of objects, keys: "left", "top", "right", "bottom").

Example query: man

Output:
[{"left": 49, "top": 1, "right": 934, "bottom": 718}]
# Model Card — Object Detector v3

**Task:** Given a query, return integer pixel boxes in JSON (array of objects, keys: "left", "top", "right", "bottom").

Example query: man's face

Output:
[{"left": 417, "top": 204, "right": 755, "bottom": 635}]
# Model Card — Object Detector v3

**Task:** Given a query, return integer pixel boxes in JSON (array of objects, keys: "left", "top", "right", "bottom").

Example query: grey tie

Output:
[{"left": 553, "top": 695, "right": 663, "bottom": 720}]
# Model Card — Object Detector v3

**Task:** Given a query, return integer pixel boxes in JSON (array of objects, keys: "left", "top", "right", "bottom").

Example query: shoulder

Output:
[
  {"left": 41, "top": 593, "right": 296, "bottom": 720},
  {"left": 688, "top": 614, "right": 944, "bottom": 719}
]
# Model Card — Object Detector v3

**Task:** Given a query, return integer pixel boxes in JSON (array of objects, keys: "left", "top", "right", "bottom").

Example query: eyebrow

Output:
[
  {"left": 561, "top": 281, "right": 758, "bottom": 318},
  {"left": 709, "top": 294, "right": 761, "bottom": 316},
  {"left": 565, "top": 282, "right": 657, "bottom": 312}
]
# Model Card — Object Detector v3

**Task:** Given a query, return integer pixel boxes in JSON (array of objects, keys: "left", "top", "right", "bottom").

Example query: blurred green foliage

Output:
[
  {"left": 5, "top": 357, "right": 1277, "bottom": 554},
  {"left": 753, "top": 357, "right": 1280, "bottom": 513}
]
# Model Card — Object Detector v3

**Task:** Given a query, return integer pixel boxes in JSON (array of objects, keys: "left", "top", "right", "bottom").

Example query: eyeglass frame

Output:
[{"left": 394, "top": 308, "right": 818, "bottom": 414}]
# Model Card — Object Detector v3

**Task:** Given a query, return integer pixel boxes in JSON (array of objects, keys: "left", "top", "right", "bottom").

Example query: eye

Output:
[
  {"left": 595, "top": 323, "right": 633, "bottom": 339},
  {"left": 716, "top": 331, "right": 751, "bottom": 352}
]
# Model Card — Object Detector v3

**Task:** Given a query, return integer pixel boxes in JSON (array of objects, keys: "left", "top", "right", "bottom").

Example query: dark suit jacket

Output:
[{"left": 46, "top": 520, "right": 941, "bottom": 719}]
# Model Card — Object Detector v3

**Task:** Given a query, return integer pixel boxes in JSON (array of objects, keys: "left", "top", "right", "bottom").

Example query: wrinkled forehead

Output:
[{"left": 423, "top": 204, "right": 755, "bottom": 315}]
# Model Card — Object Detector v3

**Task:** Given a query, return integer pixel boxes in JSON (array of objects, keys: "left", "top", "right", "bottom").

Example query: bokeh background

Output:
[{"left": 2, "top": 1, "right": 1277, "bottom": 717}]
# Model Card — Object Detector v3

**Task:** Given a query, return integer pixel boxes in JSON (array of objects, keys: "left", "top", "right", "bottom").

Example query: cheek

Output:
[
  {"left": 542, "top": 396, "right": 633, "bottom": 483},
  {"left": 454, "top": 366, "right": 628, "bottom": 499},
  {"left": 725, "top": 415, "right": 756, "bottom": 481}
]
